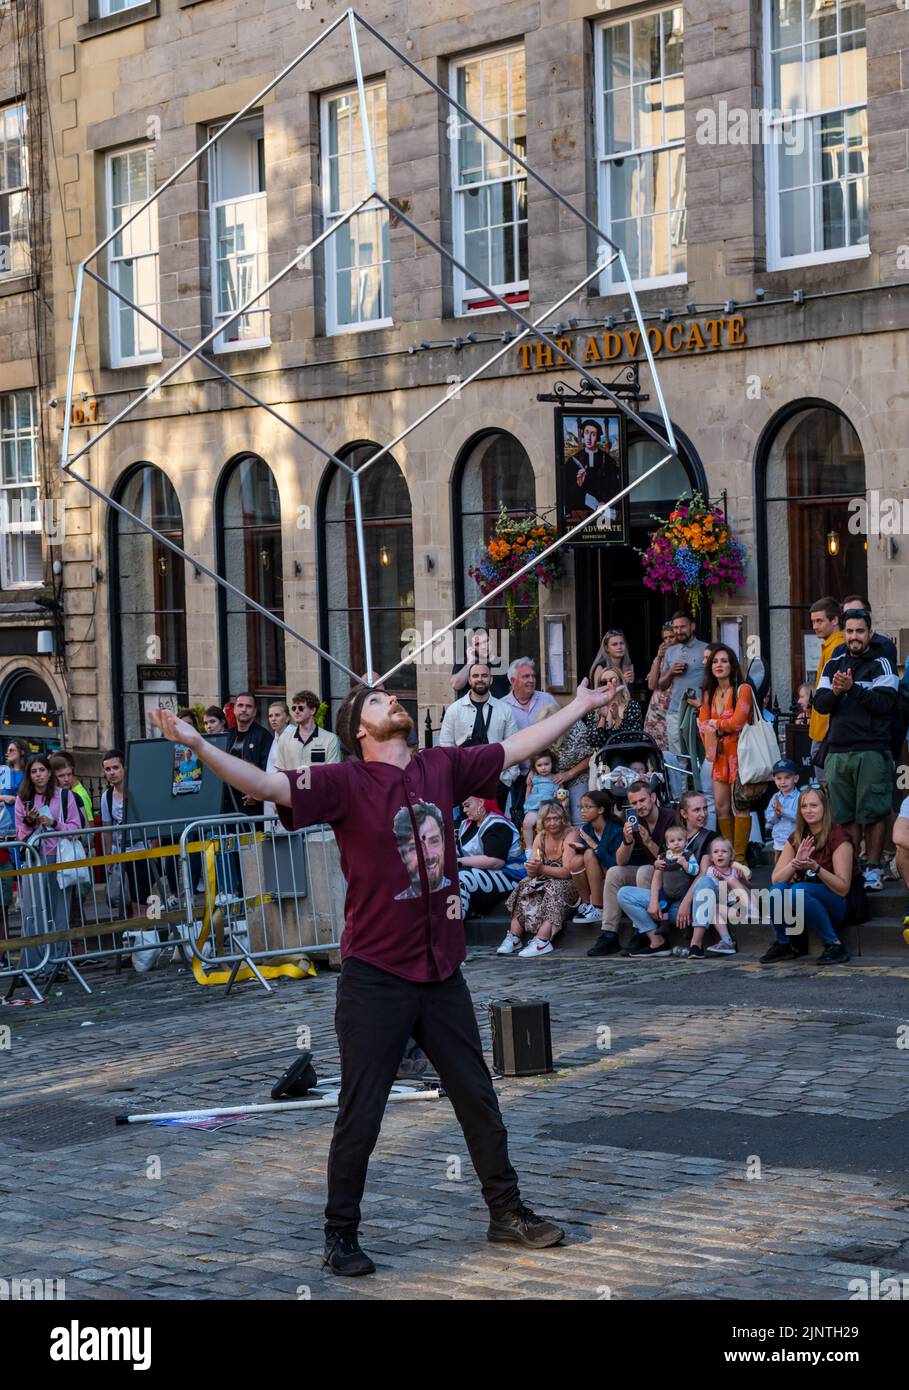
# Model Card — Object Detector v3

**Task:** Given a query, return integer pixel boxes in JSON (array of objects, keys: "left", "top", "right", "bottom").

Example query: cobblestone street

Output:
[{"left": 3, "top": 945, "right": 909, "bottom": 1301}]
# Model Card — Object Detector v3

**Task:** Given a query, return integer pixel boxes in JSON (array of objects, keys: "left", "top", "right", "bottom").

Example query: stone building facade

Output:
[{"left": 23, "top": 0, "right": 909, "bottom": 758}]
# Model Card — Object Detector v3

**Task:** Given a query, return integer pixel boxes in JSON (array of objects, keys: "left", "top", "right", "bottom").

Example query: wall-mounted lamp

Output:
[
  {"left": 294, "top": 560, "right": 303, "bottom": 576},
  {"left": 886, "top": 536, "right": 899, "bottom": 561},
  {"left": 37, "top": 629, "right": 54, "bottom": 656},
  {"left": 380, "top": 546, "right": 390, "bottom": 567},
  {"left": 826, "top": 530, "right": 840, "bottom": 557},
  {"left": 158, "top": 556, "right": 168, "bottom": 574},
  {"left": 425, "top": 554, "right": 435, "bottom": 573},
  {"left": 94, "top": 567, "right": 104, "bottom": 582},
  {"left": 260, "top": 549, "right": 270, "bottom": 571},
  {"left": 193, "top": 565, "right": 202, "bottom": 579}
]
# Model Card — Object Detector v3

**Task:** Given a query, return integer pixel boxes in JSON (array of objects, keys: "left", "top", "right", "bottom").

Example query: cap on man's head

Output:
[
  {"left": 772, "top": 758, "right": 799, "bottom": 775},
  {"left": 335, "top": 684, "right": 375, "bottom": 759}
]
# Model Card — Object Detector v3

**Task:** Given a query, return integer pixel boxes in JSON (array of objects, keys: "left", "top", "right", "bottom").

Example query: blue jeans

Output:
[
  {"left": 765, "top": 882, "right": 845, "bottom": 947},
  {"left": 616, "top": 885, "right": 680, "bottom": 936}
]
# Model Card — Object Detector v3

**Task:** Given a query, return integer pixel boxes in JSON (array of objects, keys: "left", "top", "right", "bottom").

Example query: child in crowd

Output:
[
  {"left": 690, "top": 837, "right": 750, "bottom": 957},
  {"left": 795, "top": 685, "right": 812, "bottom": 725},
  {"left": 765, "top": 758, "right": 801, "bottom": 862},
  {"left": 522, "top": 749, "right": 559, "bottom": 845},
  {"left": 571, "top": 790, "right": 624, "bottom": 924},
  {"left": 647, "top": 821, "right": 699, "bottom": 923}
]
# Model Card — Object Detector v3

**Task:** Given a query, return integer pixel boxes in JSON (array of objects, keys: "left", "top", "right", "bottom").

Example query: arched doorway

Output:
[
  {"left": 453, "top": 430, "right": 538, "bottom": 666},
  {"left": 109, "top": 464, "right": 188, "bottom": 746},
  {"left": 573, "top": 417, "right": 707, "bottom": 688},
  {"left": 317, "top": 444, "right": 416, "bottom": 728},
  {"left": 216, "top": 454, "right": 285, "bottom": 705},
  {"left": 756, "top": 401, "right": 867, "bottom": 707}
]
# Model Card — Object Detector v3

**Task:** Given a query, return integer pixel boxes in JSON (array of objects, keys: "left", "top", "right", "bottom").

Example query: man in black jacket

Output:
[
  {"left": 813, "top": 609, "right": 898, "bottom": 892},
  {"left": 226, "top": 691, "right": 273, "bottom": 817}
]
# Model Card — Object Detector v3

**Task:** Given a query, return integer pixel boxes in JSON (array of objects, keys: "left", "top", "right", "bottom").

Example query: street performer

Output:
[{"left": 150, "top": 671, "right": 620, "bottom": 1276}]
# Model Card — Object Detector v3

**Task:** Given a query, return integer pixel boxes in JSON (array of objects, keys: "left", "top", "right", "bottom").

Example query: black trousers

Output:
[{"left": 326, "top": 956, "right": 521, "bottom": 1233}]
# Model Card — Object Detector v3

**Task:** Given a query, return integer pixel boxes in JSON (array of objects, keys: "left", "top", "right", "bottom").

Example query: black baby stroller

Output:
[{"left": 589, "top": 732, "right": 674, "bottom": 813}]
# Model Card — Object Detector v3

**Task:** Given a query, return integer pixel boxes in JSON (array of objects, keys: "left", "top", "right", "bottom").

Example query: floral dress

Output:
[
  {"left": 506, "top": 835, "right": 579, "bottom": 938},
  {"left": 643, "top": 685, "right": 670, "bottom": 749},
  {"left": 556, "top": 709, "right": 609, "bottom": 791}
]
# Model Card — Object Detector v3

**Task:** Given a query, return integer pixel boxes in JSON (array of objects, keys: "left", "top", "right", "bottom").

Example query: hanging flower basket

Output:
[
  {"left": 468, "top": 505, "right": 563, "bottom": 630},
  {"left": 640, "top": 493, "right": 746, "bottom": 617}
]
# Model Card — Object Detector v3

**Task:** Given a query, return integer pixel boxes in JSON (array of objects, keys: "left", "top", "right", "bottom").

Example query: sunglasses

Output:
[
  {"left": 804, "top": 781, "right": 825, "bottom": 793},
  {"left": 291, "top": 704, "right": 312, "bottom": 711}
]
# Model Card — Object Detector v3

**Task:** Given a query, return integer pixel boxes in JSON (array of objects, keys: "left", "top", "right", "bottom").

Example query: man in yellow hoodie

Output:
[{"left": 808, "top": 596, "right": 844, "bottom": 774}]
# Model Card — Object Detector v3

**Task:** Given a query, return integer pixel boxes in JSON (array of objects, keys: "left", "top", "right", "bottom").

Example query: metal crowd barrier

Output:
[{"left": 0, "top": 813, "right": 344, "bottom": 1002}]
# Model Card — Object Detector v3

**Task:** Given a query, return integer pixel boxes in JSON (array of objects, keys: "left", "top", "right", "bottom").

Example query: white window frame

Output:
[
  {"left": 594, "top": 6, "right": 687, "bottom": 295},
  {"left": 208, "top": 116, "right": 270, "bottom": 353},
  {"left": 763, "top": 0, "right": 870, "bottom": 270},
  {"left": 321, "top": 82, "right": 392, "bottom": 336},
  {"left": 449, "top": 44, "right": 529, "bottom": 316},
  {"left": 0, "top": 101, "right": 29, "bottom": 280},
  {"left": 106, "top": 145, "right": 161, "bottom": 368},
  {"left": 98, "top": 0, "right": 146, "bottom": 16},
  {"left": 0, "top": 390, "right": 43, "bottom": 590}
]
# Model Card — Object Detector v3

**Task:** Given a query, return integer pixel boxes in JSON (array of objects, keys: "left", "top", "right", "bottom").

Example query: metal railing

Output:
[{"left": 0, "top": 812, "right": 344, "bottom": 1001}]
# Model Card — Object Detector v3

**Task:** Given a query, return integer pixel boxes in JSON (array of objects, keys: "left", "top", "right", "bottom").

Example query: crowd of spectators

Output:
[{"left": 4, "top": 592, "right": 909, "bottom": 980}]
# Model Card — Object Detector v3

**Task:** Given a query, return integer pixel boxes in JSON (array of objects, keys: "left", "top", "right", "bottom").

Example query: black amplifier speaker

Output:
[{"left": 489, "top": 999, "right": 553, "bottom": 1076}]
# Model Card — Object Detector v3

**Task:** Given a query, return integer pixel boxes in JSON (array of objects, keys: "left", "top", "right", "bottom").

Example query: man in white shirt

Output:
[
  {"left": 264, "top": 700, "right": 291, "bottom": 823},
  {"left": 500, "top": 658, "right": 560, "bottom": 824},
  {"left": 276, "top": 690, "right": 341, "bottom": 772},
  {"left": 440, "top": 663, "right": 519, "bottom": 810}
]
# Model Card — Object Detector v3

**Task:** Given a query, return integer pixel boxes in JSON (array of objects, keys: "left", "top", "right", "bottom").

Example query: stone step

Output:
[{"left": 467, "top": 911, "right": 909, "bottom": 959}]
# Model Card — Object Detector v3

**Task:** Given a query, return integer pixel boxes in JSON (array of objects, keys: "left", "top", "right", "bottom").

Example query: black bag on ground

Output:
[{"left": 271, "top": 1050, "right": 319, "bottom": 1099}]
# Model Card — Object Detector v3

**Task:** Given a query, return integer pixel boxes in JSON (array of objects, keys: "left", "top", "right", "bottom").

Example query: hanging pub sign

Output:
[{"left": 555, "top": 408, "right": 629, "bottom": 546}]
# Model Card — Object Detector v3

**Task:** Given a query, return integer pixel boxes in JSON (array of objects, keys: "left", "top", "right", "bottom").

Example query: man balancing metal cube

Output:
[{"left": 150, "top": 671, "right": 620, "bottom": 1276}]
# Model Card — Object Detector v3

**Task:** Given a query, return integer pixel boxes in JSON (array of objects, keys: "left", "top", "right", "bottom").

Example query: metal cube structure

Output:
[{"left": 61, "top": 7, "right": 680, "bottom": 690}]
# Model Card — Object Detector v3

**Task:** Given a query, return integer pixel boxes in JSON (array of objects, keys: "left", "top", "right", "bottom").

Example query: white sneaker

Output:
[
  {"left": 518, "top": 938, "right": 554, "bottom": 957},
  {"left": 585, "top": 905, "right": 602, "bottom": 923},
  {"left": 571, "top": 905, "right": 592, "bottom": 923},
  {"left": 496, "top": 933, "right": 523, "bottom": 955}
]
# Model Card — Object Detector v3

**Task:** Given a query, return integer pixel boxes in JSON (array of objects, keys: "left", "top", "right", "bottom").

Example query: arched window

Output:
[
  {"left": 454, "top": 431, "right": 538, "bottom": 658},
  {"left": 110, "top": 464, "right": 188, "bottom": 746},
  {"left": 318, "top": 445, "right": 416, "bottom": 726},
  {"left": 216, "top": 454, "right": 285, "bottom": 703},
  {"left": 757, "top": 402, "right": 867, "bottom": 705}
]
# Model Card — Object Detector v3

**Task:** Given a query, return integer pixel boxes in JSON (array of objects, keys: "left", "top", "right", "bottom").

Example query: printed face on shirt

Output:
[{"left": 393, "top": 802, "right": 450, "bottom": 899}]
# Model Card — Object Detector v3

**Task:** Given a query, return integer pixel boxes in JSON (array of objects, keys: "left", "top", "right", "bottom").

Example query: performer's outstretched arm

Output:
[
  {"left": 148, "top": 708, "right": 292, "bottom": 806},
  {"left": 499, "top": 676, "right": 620, "bottom": 773}
]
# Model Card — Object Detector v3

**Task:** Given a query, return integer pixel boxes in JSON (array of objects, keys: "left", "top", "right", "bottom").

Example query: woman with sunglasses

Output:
[{"left": 761, "top": 785, "right": 857, "bottom": 965}]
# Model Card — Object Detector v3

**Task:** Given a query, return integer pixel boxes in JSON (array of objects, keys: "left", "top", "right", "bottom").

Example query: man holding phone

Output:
[
  {"left": 587, "top": 780, "right": 678, "bottom": 957},
  {"left": 275, "top": 690, "right": 341, "bottom": 773}
]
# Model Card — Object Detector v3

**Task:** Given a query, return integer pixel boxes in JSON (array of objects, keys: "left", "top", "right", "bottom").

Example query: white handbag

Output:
[
  {"left": 736, "top": 690, "right": 781, "bottom": 785},
  {"left": 56, "top": 835, "right": 92, "bottom": 891}
]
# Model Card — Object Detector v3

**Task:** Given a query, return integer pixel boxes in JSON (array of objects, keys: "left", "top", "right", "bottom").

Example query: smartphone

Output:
[
  {"left": 310, "top": 748, "right": 326, "bottom": 765},
  {"left": 624, "top": 809, "right": 638, "bottom": 827}
]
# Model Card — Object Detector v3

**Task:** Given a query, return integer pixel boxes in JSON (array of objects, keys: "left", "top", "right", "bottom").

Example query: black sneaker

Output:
[
  {"left": 487, "top": 1201, "right": 564, "bottom": 1249},
  {"left": 788, "top": 935, "right": 810, "bottom": 957},
  {"left": 688, "top": 944, "right": 706, "bottom": 959},
  {"left": 322, "top": 1231, "right": 376, "bottom": 1276},
  {"left": 759, "top": 942, "right": 796, "bottom": 964},
  {"left": 587, "top": 932, "right": 620, "bottom": 958},
  {"left": 629, "top": 941, "right": 672, "bottom": 959},
  {"left": 816, "top": 942, "right": 850, "bottom": 965}
]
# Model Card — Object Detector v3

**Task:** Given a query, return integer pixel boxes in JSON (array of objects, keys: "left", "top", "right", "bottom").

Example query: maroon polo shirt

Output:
[{"left": 277, "top": 742, "right": 506, "bottom": 982}]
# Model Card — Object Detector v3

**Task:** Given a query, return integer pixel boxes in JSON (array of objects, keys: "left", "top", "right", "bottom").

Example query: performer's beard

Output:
[{"left": 370, "top": 704, "right": 414, "bottom": 743}]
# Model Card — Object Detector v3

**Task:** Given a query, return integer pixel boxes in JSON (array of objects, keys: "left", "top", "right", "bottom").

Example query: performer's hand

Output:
[
  {"left": 149, "top": 707, "right": 202, "bottom": 751},
  {"left": 574, "top": 673, "right": 621, "bottom": 716}
]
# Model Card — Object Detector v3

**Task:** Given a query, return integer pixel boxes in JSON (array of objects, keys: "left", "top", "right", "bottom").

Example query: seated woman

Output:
[
  {"left": 456, "top": 795, "right": 526, "bottom": 920},
  {"left": 612, "top": 789, "right": 717, "bottom": 957},
  {"left": 760, "top": 785, "right": 857, "bottom": 965},
  {"left": 569, "top": 790, "right": 624, "bottom": 926},
  {"left": 498, "top": 801, "right": 582, "bottom": 959}
]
